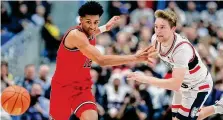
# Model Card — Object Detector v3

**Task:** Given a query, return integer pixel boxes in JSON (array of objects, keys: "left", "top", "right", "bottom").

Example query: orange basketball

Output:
[{"left": 1, "top": 85, "right": 30, "bottom": 115}]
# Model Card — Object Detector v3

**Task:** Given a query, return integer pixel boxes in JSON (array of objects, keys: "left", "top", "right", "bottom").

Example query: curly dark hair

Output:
[{"left": 78, "top": 1, "right": 104, "bottom": 17}]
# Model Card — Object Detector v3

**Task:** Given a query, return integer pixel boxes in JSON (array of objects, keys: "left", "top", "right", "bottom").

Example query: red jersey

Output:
[{"left": 52, "top": 26, "right": 96, "bottom": 86}]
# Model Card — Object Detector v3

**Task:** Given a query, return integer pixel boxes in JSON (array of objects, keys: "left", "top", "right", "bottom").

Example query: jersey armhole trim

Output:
[
  {"left": 160, "top": 34, "right": 177, "bottom": 57},
  {"left": 172, "top": 41, "right": 195, "bottom": 62},
  {"left": 63, "top": 29, "right": 79, "bottom": 52}
]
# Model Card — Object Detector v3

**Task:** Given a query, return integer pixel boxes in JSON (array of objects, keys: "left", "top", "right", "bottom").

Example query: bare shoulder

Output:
[
  {"left": 67, "top": 29, "right": 87, "bottom": 41},
  {"left": 65, "top": 29, "right": 89, "bottom": 48}
]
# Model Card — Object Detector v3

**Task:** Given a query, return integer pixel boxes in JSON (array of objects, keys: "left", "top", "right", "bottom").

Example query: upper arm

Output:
[{"left": 66, "top": 30, "right": 103, "bottom": 64}]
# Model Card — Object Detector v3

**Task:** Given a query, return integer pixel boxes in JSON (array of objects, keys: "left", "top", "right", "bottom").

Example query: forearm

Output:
[
  {"left": 145, "top": 77, "right": 181, "bottom": 91},
  {"left": 100, "top": 55, "right": 138, "bottom": 66}
]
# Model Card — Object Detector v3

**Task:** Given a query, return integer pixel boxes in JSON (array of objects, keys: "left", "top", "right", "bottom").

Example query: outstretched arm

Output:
[
  {"left": 127, "top": 68, "right": 186, "bottom": 91},
  {"left": 65, "top": 29, "right": 157, "bottom": 67},
  {"left": 127, "top": 43, "right": 194, "bottom": 91}
]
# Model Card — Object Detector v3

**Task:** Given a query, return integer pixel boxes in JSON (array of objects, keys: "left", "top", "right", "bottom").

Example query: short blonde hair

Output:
[{"left": 155, "top": 10, "right": 178, "bottom": 28}]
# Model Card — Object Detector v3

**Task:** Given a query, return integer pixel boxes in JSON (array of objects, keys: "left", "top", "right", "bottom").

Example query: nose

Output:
[
  {"left": 156, "top": 30, "right": 161, "bottom": 34},
  {"left": 89, "top": 24, "right": 96, "bottom": 30},
  {"left": 156, "top": 27, "right": 161, "bottom": 32}
]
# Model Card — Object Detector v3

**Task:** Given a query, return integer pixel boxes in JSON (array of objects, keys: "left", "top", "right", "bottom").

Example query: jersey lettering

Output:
[{"left": 84, "top": 58, "right": 92, "bottom": 68}]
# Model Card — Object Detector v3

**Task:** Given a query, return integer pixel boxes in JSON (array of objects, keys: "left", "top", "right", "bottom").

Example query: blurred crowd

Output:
[
  {"left": 1, "top": 1, "right": 60, "bottom": 61},
  {"left": 1, "top": 1, "right": 223, "bottom": 120}
]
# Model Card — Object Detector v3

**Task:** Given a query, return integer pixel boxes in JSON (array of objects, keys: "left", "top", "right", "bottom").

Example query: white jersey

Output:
[{"left": 151, "top": 33, "right": 208, "bottom": 86}]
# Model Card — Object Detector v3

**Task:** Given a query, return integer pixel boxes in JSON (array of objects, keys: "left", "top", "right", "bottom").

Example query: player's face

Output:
[
  {"left": 80, "top": 15, "right": 100, "bottom": 36},
  {"left": 154, "top": 18, "right": 175, "bottom": 43}
]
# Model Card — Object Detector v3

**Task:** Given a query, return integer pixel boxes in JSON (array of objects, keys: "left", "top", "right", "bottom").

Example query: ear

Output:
[
  {"left": 79, "top": 17, "right": 82, "bottom": 22},
  {"left": 171, "top": 26, "right": 176, "bottom": 32}
]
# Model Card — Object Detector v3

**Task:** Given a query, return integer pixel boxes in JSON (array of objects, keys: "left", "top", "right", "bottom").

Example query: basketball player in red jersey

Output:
[{"left": 49, "top": 1, "right": 157, "bottom": 120}]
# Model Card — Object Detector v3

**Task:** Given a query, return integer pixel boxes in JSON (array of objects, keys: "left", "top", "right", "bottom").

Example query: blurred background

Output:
[{"left": 1, "top": 1, "right": 223, "bottom": 120}]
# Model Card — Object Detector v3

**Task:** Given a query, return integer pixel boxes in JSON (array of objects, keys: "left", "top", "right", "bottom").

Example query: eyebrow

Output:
[
  {"left": 86, "top": 19, "right": 99, "bottom": 22},
  {"left": 154, "top": 24, "right": 166, "bottom": 26}
]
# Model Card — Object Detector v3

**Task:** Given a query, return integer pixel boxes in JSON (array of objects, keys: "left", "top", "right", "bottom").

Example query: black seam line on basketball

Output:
[
  {"left": 21, "top": 91, "right": 30, "bottom": 101},
  {"left": 10, "top": 87, "right": 21, "bottom": 114},
  {"left": 2, "top": 86, "right": 17, "bottom": 106},
  {"left": 2, "top": 91, "right": 17, "bottom": 107},
  {"left": 1, "top": 91, "right": 16, "bottom": 96},
  {"left": 1, "top": 90, "right": 28, "bottom": 96},
  {"left": 2, "top": 91, "right": 30, "bottom": 101}
]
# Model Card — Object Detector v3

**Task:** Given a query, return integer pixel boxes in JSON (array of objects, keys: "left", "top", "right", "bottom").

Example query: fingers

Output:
[
  {"left": 111, "top": 16, "right": 120, "bottom": 23},
  {"left": 142, "top": 45, "right": 153, "bottom": 52},
  {"left": 147, "top": 46, "right": 156, "bottom": 53},
  {"left": 127, "top": 72, "right": 138, "bottom": 78},
  {"left": 146, "top": 45, "right": 158, "bottom": 58},
  {"left": 147, "top": 58, "right": 154, "bottom": 64},
  {"left": 127, "top": 73, "right": 136, "bottom": 81},
  {"left": 127, "top": 76, "right": 136, "bottom": 81},
  {"left": 137, "top": 46, "right": 153, "bottom": 56},
  {"left": 148, "top": 51, "right": 158, "bottom": 58},
  {"left": 113, "top": 16, "right": 120, "bottom": 21},
  {"left": 127, "top": 72, "right": 135, "bottom": 78}
]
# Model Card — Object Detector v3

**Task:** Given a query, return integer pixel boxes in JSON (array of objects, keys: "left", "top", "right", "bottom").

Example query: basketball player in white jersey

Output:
[{"left": 127, "top": 10, "right": 223, "bottom": 120}]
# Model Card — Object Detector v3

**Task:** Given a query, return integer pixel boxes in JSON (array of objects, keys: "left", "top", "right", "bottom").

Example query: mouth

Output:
[
  {"left": 157, "top": 35, "right": 164, "bottom": 38},
  {"left": 89, "top": 29, "right": 95, "bottom": 32}
]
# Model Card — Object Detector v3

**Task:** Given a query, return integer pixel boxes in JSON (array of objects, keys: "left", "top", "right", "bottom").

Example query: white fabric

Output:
[
  {"left": 151, "top": 33, "right": 208, "bottom": 86},
  {"left": 99, "top": 25, "right": 107, "bottom": 33},
  {"left": 172, "top": 73, "right": 213, "bottom": 117},
  {"left": 172, "top": 43, "right": 193, "bottom": 68}
]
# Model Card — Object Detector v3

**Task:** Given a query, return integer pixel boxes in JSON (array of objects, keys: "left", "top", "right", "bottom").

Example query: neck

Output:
[{"left": 162, "top": 33, "right": 174, "bottom": 47}]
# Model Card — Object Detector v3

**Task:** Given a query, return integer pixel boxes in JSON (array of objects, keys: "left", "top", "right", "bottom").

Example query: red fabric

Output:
[
  {"left": 52, "top": 25, "right": 95, "bottom": 86},
  {"left": 50, "top": 82, "right": 96, "bottom": 119},
  {"left": 164, "top": 73, "right": 172, "bottom": 79}
]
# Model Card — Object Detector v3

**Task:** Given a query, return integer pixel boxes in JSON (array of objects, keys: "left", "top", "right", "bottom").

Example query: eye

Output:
[
  {"left": 86, "top": 21, "right": 91, "bottom": 24},
  {"left": 94, "top": 21, "right": 99, "bottom": 24}
]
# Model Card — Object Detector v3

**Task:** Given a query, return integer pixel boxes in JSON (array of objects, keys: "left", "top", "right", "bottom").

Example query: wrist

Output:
[
  {"left": 145, "top": 77, "right": 152, "bottom": 84},
  {"left": 99, "top": 25, "right": 107, "bottom": 33},
  {"left": 131, "top": 55, "right": 138, "bottom": 61}
]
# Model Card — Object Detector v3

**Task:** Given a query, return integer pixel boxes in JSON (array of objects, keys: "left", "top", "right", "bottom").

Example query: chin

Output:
[
  {"left": 88, "top": 33, "right": 94, "bottom": 36},
  {"left": 157, "top": 39, "right": 164, "bottom": 43}
]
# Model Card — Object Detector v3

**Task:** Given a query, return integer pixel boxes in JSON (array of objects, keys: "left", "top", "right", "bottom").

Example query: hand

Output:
[
  {"left": 127, "top": 72, "right": 149, "bottom": 84},
  {"left": 135, "top": 45, "right": 157, "bottom": 63},
  {"left": 105, "top": 16, "right": 120, "bottom": 31},
  {"left": 147, "top": 46, "right": 158, "bottom": 58}
]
